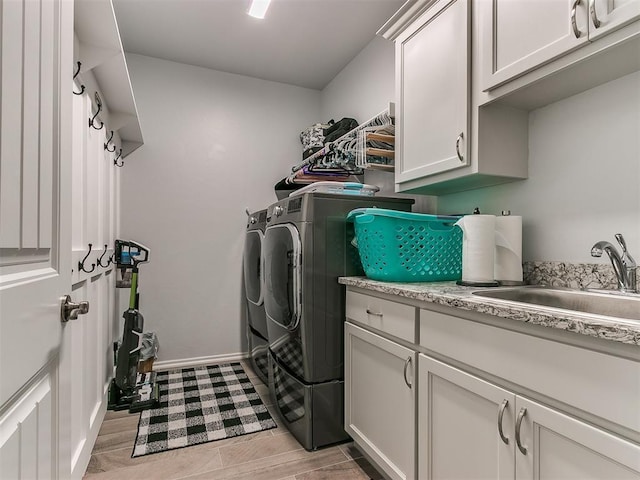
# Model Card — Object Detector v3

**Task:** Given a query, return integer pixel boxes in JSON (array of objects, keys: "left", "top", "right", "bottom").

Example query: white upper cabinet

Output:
[
  {"left": 588, "top": 0, "right": 640, "bottom": 39},
  {"left": 480, "top": 0, "right": 589, "bottom": 91},
  {"left": 394, "top": 0, "right": 470, "bottom": 184},
  {"left": 481, "top": 0, "right": 640, "bottom": 92},
  {"left": 379, "top": 0, "right": 528, "bottom": 195},
  {"left": 379, "top": 0, "right": 638, "bottom": 194}
]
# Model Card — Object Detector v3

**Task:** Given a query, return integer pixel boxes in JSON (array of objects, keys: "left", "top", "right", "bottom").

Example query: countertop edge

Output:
[{"left": 339, "top": 277, "right": 640, "bottom": 347}]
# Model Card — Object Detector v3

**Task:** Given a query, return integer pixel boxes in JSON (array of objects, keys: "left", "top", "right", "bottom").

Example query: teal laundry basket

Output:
[{"left": 347, "top": 208, "right": 463, "bottom": 282}]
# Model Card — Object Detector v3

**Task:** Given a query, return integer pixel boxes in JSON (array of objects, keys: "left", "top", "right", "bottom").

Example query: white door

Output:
[
  {"left": 395, "top": 0, "right": 470, "bottom": 185},
  {"left": 588, "top": 0, "right": 640, "bottom": 39},
  {"left": 418, "top": 354, "right": 515, "bottom": 480},
  {"left": 480, "top": 0, "right": 589, "bottom": 91},
  {"left": 0, "top": 0, "right": 74, "bottom": 477},
  {"left": 515, "top": 396, "right": 640, "bottom": 480},
  {"left": 345, "top": 322, "right": 416, "bottom": 480}
]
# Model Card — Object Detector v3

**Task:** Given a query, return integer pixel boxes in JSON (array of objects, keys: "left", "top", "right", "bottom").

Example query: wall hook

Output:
[
  {"left": 89, "top": 92, "right": 104, "bottom": 130},
  {"left": 96, "top": 244, "right": 110, "bottom": 268},
  {"left": 79, "top": 243, "right": 96, "bottom": 273},
  {"left": 73, "top": 61, "right": 85, "bottom": 95},
  {"left": 114, "top": 149, "right": 124, "bottom": 167},
  {"left": 104, "top": 130, "right": 116, "bottom": 152}
]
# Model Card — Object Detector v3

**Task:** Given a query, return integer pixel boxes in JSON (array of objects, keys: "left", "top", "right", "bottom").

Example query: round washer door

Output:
[
  {"left": 243, "top": 230, "right": 264, "bottom": 306},
  {"left": 263, "top": 223, "right": 302, "bottom": 331}
]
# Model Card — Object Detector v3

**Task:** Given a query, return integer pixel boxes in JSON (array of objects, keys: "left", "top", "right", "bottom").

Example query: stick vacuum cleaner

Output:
[{"left": 108, "top": 239, "right": 160, "bottom": 413}]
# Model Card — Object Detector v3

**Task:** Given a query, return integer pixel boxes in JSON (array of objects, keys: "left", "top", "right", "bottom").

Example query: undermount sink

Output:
[{"left": 472, "top": 286, "right": 640, "bottom": 322}]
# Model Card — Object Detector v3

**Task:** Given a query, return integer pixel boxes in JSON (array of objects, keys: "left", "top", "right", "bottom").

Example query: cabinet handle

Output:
[
  {"left": 515, "top": 407, "right": 528, "bottom": 455},
  {"left": 589, "top": 0, "right": 601, "bottom": 27},
  {"left": 366, "top": 308, "right": 383, "bottom": 317},
  {"left": 571, "top": 0, "right": 582, "bottom": 38},
  {"left": 403, "top": 356, "right": 412, "bottom": 389},
  {"left": 455, "top": 132, "right": 464, "bottom": 162},
  {"left": 497, "top": 399, "right": 509, "bottom": 445}
]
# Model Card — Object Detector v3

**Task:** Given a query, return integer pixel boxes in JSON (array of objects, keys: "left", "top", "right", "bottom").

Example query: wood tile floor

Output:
[{"left": 84, "top": 361, "right": 384, "bottom": 479}]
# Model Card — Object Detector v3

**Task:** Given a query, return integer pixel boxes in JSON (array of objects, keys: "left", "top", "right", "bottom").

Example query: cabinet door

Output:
[
  {"left": 480, "top": 0, "right": 589, "bottom": 91},
  {"left": 418, "top": 355, "right": 515, "bottom": 480},
  {"left": 515, "top": 396, "right": 640, "bottom": 480},
  {"left": 345, "top": 322, "right": 416, "bottom": 480},
  {"left": 395, "top": 0, "right": 470, "bottom": 185},
  {"left": 588, "top": 0, "right": 640, "bottom": 39}
]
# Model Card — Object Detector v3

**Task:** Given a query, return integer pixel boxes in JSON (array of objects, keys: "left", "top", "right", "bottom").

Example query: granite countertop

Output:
[{"left": 339, "top": 276, "right": 640, "bottom": 347}]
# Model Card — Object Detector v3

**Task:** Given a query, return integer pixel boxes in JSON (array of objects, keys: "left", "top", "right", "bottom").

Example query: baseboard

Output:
[{"left": 153, "top": 352, "right": 249, "bottom": 371}]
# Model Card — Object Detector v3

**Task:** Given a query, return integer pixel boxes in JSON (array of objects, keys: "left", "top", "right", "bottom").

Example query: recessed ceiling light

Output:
[{"left": 248, "top": 0, "right": 271, "bottom": 19}]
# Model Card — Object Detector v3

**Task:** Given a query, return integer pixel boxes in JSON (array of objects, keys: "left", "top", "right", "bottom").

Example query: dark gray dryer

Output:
[
  {"left": 243, "top": 209, "right": 269, "bottom": 384},
  {"left": 263, "top": 192, "right": 413, "bottom": 450}
]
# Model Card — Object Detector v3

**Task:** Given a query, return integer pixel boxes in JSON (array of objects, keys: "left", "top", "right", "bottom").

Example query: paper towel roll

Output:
[
  {"left": 455, "top": 215, "right": 496, "bottom": 283},
  {"left": 495, "top": 215, "right": 523, "bottom": 283}
]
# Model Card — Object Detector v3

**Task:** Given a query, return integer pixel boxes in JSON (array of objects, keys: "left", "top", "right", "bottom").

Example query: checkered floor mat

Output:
[{"left": 132, "top": 363, "right": 276, "bottom": 457}]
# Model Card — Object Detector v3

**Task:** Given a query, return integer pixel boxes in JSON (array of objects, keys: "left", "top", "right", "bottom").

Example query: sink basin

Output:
[{"left": 472, "top": 286, "right": 640, "bottom": 321}]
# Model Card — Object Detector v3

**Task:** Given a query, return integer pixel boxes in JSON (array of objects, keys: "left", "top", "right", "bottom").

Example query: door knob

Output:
[{"left": 60, "top": 295, "right": 90, "bottom": 322}]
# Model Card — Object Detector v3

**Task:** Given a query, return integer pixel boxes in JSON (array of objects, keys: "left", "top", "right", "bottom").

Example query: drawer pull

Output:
[
  {"left": 366, "top": 308, "right": 383, "bottom": 317},
  {"left": 571, "top": 0, "right": 582, "bottom": 38},
  {"left": 497, "top": 399, "right": 509, "bottom": 445},
  {"left": 403, "top": 356, "right": 412, "bottom": 389},
  {"left": 515, "top": 407, "right": 528, "bottom": 455}
]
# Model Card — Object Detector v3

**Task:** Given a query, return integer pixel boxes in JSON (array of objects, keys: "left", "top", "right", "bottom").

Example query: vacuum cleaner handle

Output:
[{"left": 114, "top": 239, "right": 150, "bottom": 267}]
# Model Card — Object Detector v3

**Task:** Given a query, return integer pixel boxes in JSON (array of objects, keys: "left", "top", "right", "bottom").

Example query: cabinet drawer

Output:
[
  {"left": 420, "top": 308, "right": 640, "bottom": 434},
  {"left": 346, "top": 291, "right": 416, "bottom": 343}
]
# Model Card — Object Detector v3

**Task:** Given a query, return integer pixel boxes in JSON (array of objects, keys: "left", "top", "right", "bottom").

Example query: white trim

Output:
[
  {"left": 377, "top": 0, "right": 439, "bottom": 41},
  {"left": 72, "top": 390, "right": 107, "bottom": 480},
  {"left": 153, "top": 352, "right": 249, "bottom": 372}
]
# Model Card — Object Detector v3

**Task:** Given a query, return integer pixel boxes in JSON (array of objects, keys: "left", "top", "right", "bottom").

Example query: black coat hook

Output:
[
  {"left": 96, "top": 244, "right": 111, "bottom": 268},
  {"left": 104, "top": 130, "right": 116, "bottom": 152},
  {"left": 114, "top": 148, "right": 124, "bottom": 167},
  {"left": 73, "top": 61, "right": 85, "bottom": 95},
  {"left": 89, "top": 92, "right": 104, "bottom": 130},
  {"left": 79, "top": 243, "right": 96, "bottom": 273}
]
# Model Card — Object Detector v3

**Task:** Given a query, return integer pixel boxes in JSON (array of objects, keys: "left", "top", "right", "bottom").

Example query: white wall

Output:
[
  {"left": 320, "top": 36, "right": 436, "bottom": 212},
  {"left": 120, "top": 54, "right": 321, "bottom": 362},
  {"left": 438, "top": 71, "right": 640, "bottom": 263},
  {"left": 320, "top": 36, "right": 396, "bottom": 123}
]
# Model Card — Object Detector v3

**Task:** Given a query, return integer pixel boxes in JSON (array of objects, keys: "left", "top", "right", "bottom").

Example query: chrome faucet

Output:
[{"left": 591, "top": 234, "right": 637, "bottom": 293}]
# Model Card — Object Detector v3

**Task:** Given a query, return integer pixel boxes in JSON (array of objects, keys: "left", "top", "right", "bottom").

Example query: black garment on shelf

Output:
[
  {"left": 323, "top": 118, "right": 358, "bottom": 144},
  {"left": 303, "top": 146, "right": 323, "bottom": 160}
]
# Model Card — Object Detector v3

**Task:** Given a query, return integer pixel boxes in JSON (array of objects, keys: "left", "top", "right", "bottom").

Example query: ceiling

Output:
[{"left": 112, "top": 0, "right": 405, "bottom": 90}]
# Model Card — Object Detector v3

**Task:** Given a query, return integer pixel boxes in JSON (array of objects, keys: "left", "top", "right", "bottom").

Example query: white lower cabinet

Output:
[
  {"left": 418, "top": 354, "right": 515, "bottom": 480},
  {"left": 344, "top": 287, "right": 640, "bottom": 480},
  {"left": 345, "top": 322, "right": 416, "bottom": 480},
  {"left": 418, "top": 354, "right": 640, "bottom": 480},
  {"left": 516, "top": 395, "right": 640, "bottom": 480}
]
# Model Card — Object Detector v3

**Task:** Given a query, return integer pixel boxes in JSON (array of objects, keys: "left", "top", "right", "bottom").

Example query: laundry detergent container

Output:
[{"left": 347, "top": 208, "right": 463, "bottom": 282}]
